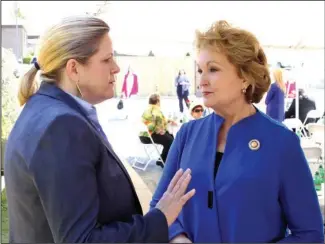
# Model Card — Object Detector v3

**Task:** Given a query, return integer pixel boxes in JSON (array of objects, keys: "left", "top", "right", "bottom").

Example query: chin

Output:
[
  {"left": 105, "top": 88, "right": 115, "bottom": 99},
  {"left": 202, "top": 97, "right": 214, "bottom": 108}
]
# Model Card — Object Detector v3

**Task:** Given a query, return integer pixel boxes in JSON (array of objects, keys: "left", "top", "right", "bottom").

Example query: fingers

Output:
[
  {"left": 166, "top": 168, "right": 183, "bottom": 193},
  {"left": 173, "top": 171, "right": 192, "bottom": 198},
  {"left": 180, "top": 189, "right": 196, "bottom": 205},
  {"left": 171, "top": 169, "right": 191, "bottom": 195}
]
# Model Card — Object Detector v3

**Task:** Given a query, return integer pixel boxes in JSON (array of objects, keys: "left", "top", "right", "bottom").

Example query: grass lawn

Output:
[{"left": 1, "top": 189, "right": 9, "bottom": 243}]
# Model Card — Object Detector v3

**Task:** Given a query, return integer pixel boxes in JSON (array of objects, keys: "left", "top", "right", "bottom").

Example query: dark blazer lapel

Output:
[{"left": 36, "top": 82, "right": 141, "bottom": 208}]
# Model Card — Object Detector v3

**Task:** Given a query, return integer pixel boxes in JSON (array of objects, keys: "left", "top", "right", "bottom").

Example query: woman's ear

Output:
[
  {"left": 65, "top": 59, "right": 80, "bottom": 82},
  {"left": 242, "top": 79, "right": 249, "bottom": 90}
]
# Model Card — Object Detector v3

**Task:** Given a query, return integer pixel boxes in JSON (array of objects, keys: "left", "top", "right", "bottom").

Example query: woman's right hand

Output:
[{"left": 155, "top": 168, "right": 195, "bottom": 227}]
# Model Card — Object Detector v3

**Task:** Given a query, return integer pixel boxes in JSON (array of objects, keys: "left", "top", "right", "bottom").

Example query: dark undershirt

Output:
[{"left": 214, "top": 151, "right": 224, "bottom": 179}]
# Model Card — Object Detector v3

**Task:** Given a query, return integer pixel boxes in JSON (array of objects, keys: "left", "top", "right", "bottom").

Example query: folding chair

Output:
[
  {"left": 306, "top": 123, "right": 325, "bottom": 147},
  {"left": 283, "top": 118, "right": 307, "bottom": 136},
  {"left": 303, "top": 110, "right": 323, "bottom": 125},
  {"left": 302, "top": 146, "right": 323, "bottom": 175},
  {"left": 131, "top": 122, "right": 164, "bottom": 171}
]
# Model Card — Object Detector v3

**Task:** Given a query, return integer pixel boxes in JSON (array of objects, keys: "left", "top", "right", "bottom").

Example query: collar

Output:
[
  {"left": 37, "top": 82, "right": 91, "bottom": 120},
  {"left": 66, "top": 92, "right": 97, "bottom": 115},
  {"left": 148, "top": 104, "right": 160, "bottom": 110},
  {"left": 211, "top": 105, "right": 261, "bottom": 130}
]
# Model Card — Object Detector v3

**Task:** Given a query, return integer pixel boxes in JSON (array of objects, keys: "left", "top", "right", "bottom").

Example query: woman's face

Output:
[
  {"left": 196, "top": 49, "right": 247, "bottom": 110},
  {"left": 191, "top": 105, "right": 204, "bottom": 119},
  {"left": 77, "top": 33, "right": 120, "bottom": 104}
]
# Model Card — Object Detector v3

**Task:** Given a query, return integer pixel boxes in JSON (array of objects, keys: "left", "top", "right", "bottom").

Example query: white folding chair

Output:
[
  {"left": 303, "top": 110, "right": 323, "bottom": 125},
  {"left": 306, "top": 123, "right": 325, "bottom": 147},
  {"left": 131, "top": 122, "right": 164, "bottom": 171},
  {"left": 283, "top": 118, "right": 307, "bottom": 136},
  {"left": 302, "top": 146, "right": 323, "bottom": 175}
]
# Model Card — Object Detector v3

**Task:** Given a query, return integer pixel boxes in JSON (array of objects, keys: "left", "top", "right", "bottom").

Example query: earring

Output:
[
  {"left": 76, "top": 81, "right": 83, "bottom": 98},
  {"left": 242, "top": 88, "right": 247, "bottom": 94}
]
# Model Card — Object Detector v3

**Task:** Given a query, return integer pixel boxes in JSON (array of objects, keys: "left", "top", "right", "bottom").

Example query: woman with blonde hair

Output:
[
  {"left": 265, "top": 68, "right": 286, "bottom": 122},
  {"left": 150, "top": 20, "right": 323, "bottom": 243},
  {"left": 4, "top": 16, "right": 195, "bottom": 243}
]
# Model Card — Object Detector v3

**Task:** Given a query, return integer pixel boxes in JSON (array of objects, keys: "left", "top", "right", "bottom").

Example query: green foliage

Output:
[
  {"left": 2, "top": 48, "right": 20, "bottom": 140},
  {"left": 15, "top": 7, "right": 25, "bottom": 19},
  {"left": 22, "top": 56, "right": 31, "bottom": 64},
  {"left": 1, "top": 189, "right": 9, "bottom": 243}
]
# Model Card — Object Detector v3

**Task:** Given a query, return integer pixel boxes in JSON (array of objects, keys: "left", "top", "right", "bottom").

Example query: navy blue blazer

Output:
[{"left": 4, "top": 82, "right": 168, "bottom": 243}]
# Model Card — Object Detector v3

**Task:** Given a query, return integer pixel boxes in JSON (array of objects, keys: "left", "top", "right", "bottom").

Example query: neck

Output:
[
  {"left": 58, "top": 80, "right": 93, "bottom": 104},
  {"left": 213, "top": 101, "right": 255, "bottom": 128},
  {"left": 58, "top": 80, "right": 78, "bottom": 97}
]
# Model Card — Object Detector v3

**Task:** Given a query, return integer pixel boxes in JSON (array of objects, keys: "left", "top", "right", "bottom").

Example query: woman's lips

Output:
[{"left": 202, "top": 92, "right": 213, "bottom": 96}]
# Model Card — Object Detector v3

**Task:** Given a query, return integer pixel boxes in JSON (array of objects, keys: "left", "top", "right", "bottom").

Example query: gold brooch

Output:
[{"left": 249, "top": 139, "right": 260, "bottom": 151}]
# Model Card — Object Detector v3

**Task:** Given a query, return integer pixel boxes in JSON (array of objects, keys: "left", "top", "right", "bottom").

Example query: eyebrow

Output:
[
  {"left": 207, "top": 60, "right": 222, "bottom": 66},
  {"left": 105, "top": 53, "right": 114, "bottom": 58}
]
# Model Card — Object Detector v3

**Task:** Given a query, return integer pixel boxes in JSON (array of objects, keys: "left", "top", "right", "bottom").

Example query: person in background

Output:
[
  {"left": 150, "top": 20, "right": 323, "bottom": 243},
  {"left": 139, "top": 94, "right": 177, "bottom": 168},
  {"left": 4, "top": 16, "right": 195, "bottom": 243},
  {"left": 265, "top": 68, "right": 285, "bottom": 122},
  {"left": 175, "top": 69, "right": 190, "bottom": 113},
  {"left": 285, "top": 88, "right": 316, "bottom": 124},
  {"left": 119, "top": 66, "right": 139, "bottom": 119},
  {"left": 189, "top": 101, "right": 205, "bottom": 120}
]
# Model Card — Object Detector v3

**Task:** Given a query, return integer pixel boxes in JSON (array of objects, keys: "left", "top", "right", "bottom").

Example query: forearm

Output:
[
  {"left": 169, "top": 219, "right": 187, "bottom": 241},
  {"left": 85, "top": 208, "right": 169, "bottom": 243}
]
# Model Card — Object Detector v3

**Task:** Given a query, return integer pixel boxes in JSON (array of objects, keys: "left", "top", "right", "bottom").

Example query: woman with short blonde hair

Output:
[{"left": 151, "top": 20, "right": 323, "bottom": 243}]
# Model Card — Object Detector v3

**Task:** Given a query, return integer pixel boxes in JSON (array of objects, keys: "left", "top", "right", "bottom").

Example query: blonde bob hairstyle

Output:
[
  {"left": 195, "top": 20, "right": 271, "bottom": 104},
  {"left": 18, "top": 16, "right": 110, "bottom": 106}
]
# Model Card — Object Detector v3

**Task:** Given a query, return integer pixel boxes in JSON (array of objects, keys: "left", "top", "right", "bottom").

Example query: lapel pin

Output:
[{"left": 249, "top": 139, "right": 260, "bottom": 151}]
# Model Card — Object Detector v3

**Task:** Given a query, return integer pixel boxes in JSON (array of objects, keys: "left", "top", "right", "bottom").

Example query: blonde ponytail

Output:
[
  {"left": 16, "top": 16, "right": 110, "bottom": 107},
  {"left": 18, "top": 66, "right": 39, "bottom": 106}
]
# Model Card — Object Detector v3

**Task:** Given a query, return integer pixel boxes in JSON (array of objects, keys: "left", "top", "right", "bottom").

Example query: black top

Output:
[{"left": 214, "top": 151, "right": 224, "bottom": 178}]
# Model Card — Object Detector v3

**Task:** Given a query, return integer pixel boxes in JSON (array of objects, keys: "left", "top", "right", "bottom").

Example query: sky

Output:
[{"left": 2, "top": 1, "right": 324, "bottom": 57}]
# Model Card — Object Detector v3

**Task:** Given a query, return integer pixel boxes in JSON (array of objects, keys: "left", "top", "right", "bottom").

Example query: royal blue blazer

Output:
[{"left": 150, "top": 109, "right": 324, "bottom": 243}]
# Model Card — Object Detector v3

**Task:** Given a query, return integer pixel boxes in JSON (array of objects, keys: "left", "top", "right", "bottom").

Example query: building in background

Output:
[
  {"left": 2, "top": 24, "right": 27, "bottom": 60},
  {"left": 26, "top": 35, "right": 40, "bottom": 54}
]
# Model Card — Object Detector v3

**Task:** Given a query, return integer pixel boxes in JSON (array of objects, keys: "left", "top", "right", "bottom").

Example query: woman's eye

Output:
[
  {"left": 210, "top": 67, "right": 219, "bottom": 72},
  {"left": 197, "top": 69, "right": 202, "bottom": 74},
  {"left": 104, "top": 58, "right": 111, "bottom": 63}
]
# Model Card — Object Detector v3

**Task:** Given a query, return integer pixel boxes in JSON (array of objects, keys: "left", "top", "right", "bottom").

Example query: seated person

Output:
[
  {"left": 189, "top": 101, "right": 204, "bottom": 120},
  {"left": 285, "top": 88, "right": 316, "bottom": 124},
  {"left": 139, "top": 94, "right": 176, "bottom": 168}
]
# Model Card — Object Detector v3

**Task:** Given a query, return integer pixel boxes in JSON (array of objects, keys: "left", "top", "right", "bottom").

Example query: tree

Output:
[
  {"left": 1, "top": 48, "right": 20, "bottom": 140},
  {"left": 185, "top": 52, "right": 191, "bottom": 57},
  {"left": 148, "top": 50, "right": 155, "bottom": 57},
  {"left": 86, "top": 1, "right": 110, "bottom": 16}
]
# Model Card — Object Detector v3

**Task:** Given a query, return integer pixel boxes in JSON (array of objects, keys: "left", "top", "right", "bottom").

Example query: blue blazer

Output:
[
  {"left": 4, "top": 82, "right": 168, "bottom": 243},
  {"left": 150, "top": 110, "right": 324, "bottom": 243},
  {"left": 265, "top": 82, "right": 285, "bottom": 122}
]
